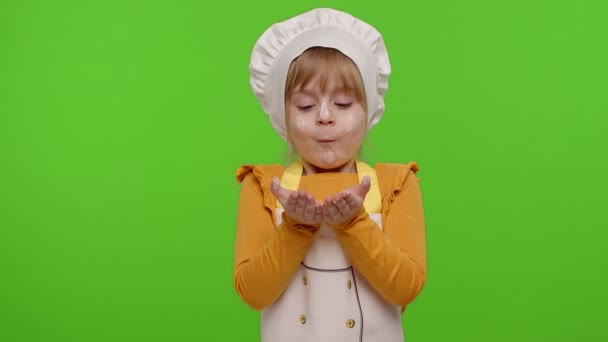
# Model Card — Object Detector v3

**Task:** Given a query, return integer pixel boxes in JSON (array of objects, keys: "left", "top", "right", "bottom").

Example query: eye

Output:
[
  {"left": 297, "top": 105, "right": 315, "bottom": 111},
  {"left": 335, "top": 103, "right": 352, "bottom": 109}
]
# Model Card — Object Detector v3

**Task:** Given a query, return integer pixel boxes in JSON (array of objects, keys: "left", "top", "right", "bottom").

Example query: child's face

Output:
[{"left": 286, "top": 76, "right": 366, "bottom": 171}]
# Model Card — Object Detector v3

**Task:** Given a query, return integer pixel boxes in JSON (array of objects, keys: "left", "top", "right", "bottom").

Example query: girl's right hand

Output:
[{"left": 270, "top": 177, "right": 323, "bottom": 227}]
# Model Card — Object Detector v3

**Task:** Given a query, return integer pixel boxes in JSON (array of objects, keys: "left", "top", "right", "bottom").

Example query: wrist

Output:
[
  {"left": 282, "top": 211, "right": 321, "bottom": 232},
  {"left": 327, "top": 207, "right": 367, "bottom": 230}
]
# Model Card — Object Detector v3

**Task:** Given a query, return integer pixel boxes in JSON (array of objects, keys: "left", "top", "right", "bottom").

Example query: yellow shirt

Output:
[{"left": 234, "top": 162, "right": 427, "bottom": 312}]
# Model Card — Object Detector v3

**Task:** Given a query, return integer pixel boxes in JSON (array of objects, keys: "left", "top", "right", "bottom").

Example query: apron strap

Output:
[{"left": 277, "top": 160, "right": 381, "bottom": 214}]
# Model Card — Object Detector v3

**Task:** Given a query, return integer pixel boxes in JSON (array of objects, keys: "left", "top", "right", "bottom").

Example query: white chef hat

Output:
[{"left": 249, "top": 8, "right": 392, "bottom": 142}]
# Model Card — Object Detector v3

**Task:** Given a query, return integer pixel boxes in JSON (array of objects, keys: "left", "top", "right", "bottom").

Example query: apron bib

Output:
[{"left": 260, "top": 161, "right": 404, "bottom": 342}]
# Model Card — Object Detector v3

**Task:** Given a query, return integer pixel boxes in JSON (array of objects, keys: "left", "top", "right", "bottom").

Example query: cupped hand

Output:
[
  {"left": 322, "top": 175, "right": 371, "bottom": 226},
  {"left": 270, "top": 177, "right": 323, "bottom": 226}
]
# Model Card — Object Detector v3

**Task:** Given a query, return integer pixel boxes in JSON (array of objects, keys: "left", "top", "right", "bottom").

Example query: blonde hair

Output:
[{"left": 283, "top": 47, "right": 369, "bottom": 163}]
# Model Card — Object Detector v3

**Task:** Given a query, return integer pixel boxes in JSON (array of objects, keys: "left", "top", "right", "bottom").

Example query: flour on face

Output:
[
  {"left": 323, "top": 150, "right": 336, "bottom": 164},
  {"left": 320, "top": 101, "right": 329, "bottom": 121},
  {"left": 296, "top": 116, "right": 306, "bottom": 130},
  {"left": 344, "top": 112, "right": 354, "bottom": 133}
]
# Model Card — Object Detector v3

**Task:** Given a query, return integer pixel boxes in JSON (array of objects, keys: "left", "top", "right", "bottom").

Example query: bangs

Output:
[{"left": 285, "top": 47, "right": 366, "bottom": 104}]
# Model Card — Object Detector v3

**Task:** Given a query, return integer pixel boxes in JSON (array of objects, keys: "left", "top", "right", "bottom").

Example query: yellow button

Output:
[
  {"left": 346, "top": 319, "right": 355, "bottom": 328},
  {"left": 302, "top": 276, "right": 307, "bottom": 285},
  {"left": 300, "top": 314, "right": 307, "bottom": 324},
  {"left": 347, "top": 280, "right": 352, "bottom": 289}
]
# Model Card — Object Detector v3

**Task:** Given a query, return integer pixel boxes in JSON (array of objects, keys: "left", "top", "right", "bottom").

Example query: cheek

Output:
[
  {"left": 344, "top": 112, "right": 366, "bottom": 135},
  {"left": 296, "top": 116, "right": 306, "bottom": 130},
  {"left": 287, "top": 112, "right": 311, "bottom": 144},
  {"left": 286, "top": 111, "right": 305, "bottom": 133},
  {"left": 287, "top": 108, "right": 304, "bottom": 127},
  {"left": 345, "top": 113, "right": 354, "bottom": 133}
]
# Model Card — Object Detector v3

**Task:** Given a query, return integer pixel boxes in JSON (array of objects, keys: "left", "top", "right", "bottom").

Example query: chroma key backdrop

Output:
[{"left": 1, "top": 0, "right": 607, "bottom": 341}]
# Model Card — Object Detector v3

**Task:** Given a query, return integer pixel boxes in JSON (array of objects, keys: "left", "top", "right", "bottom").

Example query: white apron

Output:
[{"left": 261, "top": 161, "right": 404, "bottom": 342}]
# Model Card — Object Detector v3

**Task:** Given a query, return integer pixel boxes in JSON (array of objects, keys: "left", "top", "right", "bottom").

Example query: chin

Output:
[{"left": 309, "top": 158, "right": 353, "bottom": 172}]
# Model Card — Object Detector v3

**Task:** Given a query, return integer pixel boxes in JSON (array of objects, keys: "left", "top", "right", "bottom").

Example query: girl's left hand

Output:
[{"left": 322, "top": 176, "right": 371, "bottom": 226}]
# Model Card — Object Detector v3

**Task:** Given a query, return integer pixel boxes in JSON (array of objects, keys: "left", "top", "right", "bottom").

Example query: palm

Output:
[
  {"left": 271, "top": 176, "right": 371, "bottom": 227},
  {"left": 322, "top": 175, "right": 371, "bottom": 226},
  {"left": 270, "top": 178, "right": 323, "bottom": 226}
]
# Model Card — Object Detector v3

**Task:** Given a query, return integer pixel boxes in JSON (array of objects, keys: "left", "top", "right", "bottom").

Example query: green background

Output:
[{"left": 1, "top": 0, "right": 607, "bottom": 341}]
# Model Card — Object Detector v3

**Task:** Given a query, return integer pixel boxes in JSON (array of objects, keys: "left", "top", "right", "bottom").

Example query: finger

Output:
[
  {"left": 321, "top": 201, "right": 332, "bottom": 222},
  {"left": 314, "top": 202, "right": 323, "bottom": 223},
  {"left": 284, "top": 190, "right": 299, "bottom": 213},
  {"left": 343, "top": 191, "right": 361, "bottom": 209},
  {"left": 333, "top": 193, "right": 351, "bottom": 216},
  {"left": 270, "top": 177, "right": 280, "bottom": 197},
  {"left": 324, "top": 196, "right": 342, "bottom": 222},
  {"left": 357, "top": 175, "right": 371, "bottom": 198},
  {"left": 307, "top": 193, "right": 322, "bottom": 223},
  {"left": 294, "top": 191, "right": 309, "bottom": 218},
  {"left": 361, "top": 176, "right": 372, "bottom": 192},
  {"left": 270, "top": 177, "right": 291, "bottom": 205},
  {"left": 303, "top": 193, "right": 316, "bottom": 219}
]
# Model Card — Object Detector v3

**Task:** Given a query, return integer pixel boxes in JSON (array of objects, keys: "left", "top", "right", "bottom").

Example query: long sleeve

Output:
[
  {"left": 233, "top": 170, "right": 319, "bottom": 310},
  {"left": 329, "top": 168, "right": 427, "bottom": 309}
]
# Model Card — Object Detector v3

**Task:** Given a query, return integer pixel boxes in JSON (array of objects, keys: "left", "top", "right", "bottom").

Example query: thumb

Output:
[
  {"left": 270, "top": 177, "right": 287, "bottom": 203},
  {"left": 269, "top": 177, "right": 279, "bottom": 195},
  {"left": 358, "top": 175, "right": 371, "bottom": 197}
]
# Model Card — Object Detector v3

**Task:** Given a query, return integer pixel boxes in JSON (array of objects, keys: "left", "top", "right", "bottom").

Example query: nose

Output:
[
  {"left": 317, "top": 106, "right": 334, "bottom": 125},
  {"left": 317, "top": 116, "right": 334, "bottom": 125}
]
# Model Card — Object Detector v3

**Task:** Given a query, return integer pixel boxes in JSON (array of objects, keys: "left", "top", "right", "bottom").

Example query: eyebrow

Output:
[
  {"left": 290, "top": 89, "right": 315, "bottom": 97},
  {"left": 291, "top": 86, "right": 354, "bottom": 97}
]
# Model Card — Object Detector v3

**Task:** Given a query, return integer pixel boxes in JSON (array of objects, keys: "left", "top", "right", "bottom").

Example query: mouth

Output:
[{"left": 317, "top": 139, "right": 336, "bottom": 143}]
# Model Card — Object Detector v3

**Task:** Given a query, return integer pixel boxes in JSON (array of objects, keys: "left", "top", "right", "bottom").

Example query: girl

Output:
[{"left": 234, "top": 8, "right": 426, "bottom": 342}]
